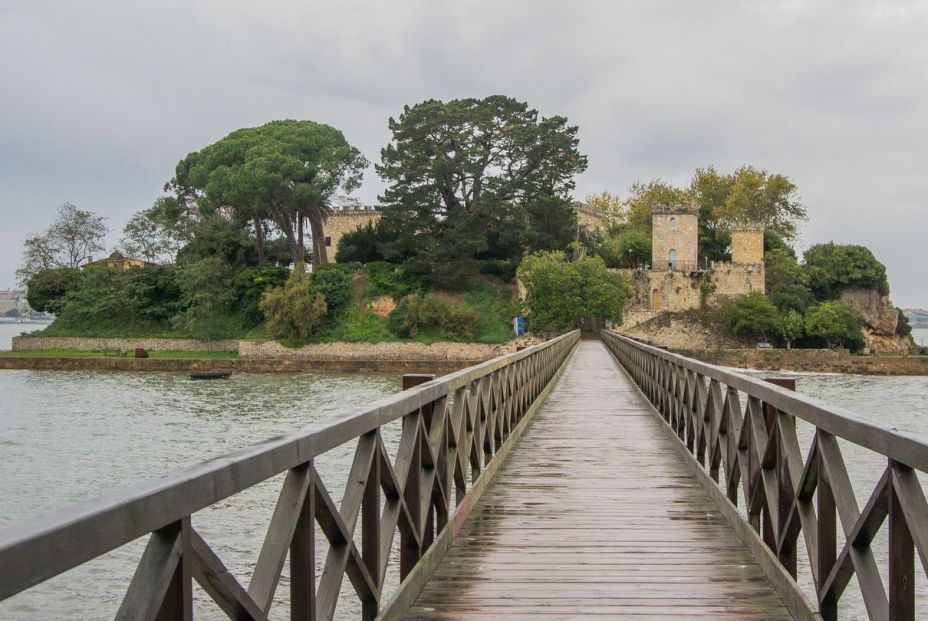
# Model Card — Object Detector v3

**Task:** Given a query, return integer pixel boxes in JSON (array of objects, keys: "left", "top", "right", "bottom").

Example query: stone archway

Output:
[{"left": 651, "top": 289, "right": 662, "bottom": 311}]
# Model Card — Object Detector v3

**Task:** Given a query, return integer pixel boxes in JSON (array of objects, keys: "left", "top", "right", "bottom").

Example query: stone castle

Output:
[
  {"left": 621, "top": 203, "right": 765, "bottom": 314},
  {"left": 323, "top": 206, "right": 381, "bottom": 262}
]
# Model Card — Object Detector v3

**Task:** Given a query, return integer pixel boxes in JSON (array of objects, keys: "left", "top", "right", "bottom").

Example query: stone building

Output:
[
  {"left": 620, "top": 204, "right": 766, "bottom": 315},
  {"left": 323, "top": 206, "right": 381, "bottom": 263},
  {"left": 651, "top": 203, "right": 699, "bottom": 271},
  {"left": 573, "top": 202, "right": 605, "bottom": 235}
]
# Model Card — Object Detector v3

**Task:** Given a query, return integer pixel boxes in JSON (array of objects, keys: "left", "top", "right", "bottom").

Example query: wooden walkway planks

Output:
[{"left": 406, "top": 340, "right": 793, "bottom": 620}]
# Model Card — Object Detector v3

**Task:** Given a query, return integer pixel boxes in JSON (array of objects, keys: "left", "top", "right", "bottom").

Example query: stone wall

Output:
[
  {"left": 239, "top": 340, "right": 507, "bottom": 362},
  {"left": 574, "top": 203, "right": 605, "bottom": 233},
  {"left": 324, "top": 210, "right": 381, "bottom": 262},
  {"left": 731, "top": 227, "right": 764, "bottom": 264},
  {"left": 12, "top": 336, "right": 239, "bottom": 352},
  {"left": 0, "top": 356, "right": 478, "bottom": 374},
  {"left": 679, "top": 347, "right": 928, "bottom": 376},
  {"left": 708, "top": 262, "right": 765, "bottom": 300},
  {"left": 620, "top": 262, "right": 765, "bottom": 313}
]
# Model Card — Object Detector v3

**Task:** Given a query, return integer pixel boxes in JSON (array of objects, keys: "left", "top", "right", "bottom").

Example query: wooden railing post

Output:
[{"left": 889, "top": 460, "right": 915, "bottom": 621}]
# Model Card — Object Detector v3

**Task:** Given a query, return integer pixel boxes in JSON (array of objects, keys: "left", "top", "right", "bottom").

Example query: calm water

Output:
[
  {"left": 0, "top": 370, "right": 401, "bottom": 619},
  {"left": 1, "top": 361, "right": 927, "bottom": 618},
  {"left": 914, "top": 326, "right": 928, "bottom": 347}
]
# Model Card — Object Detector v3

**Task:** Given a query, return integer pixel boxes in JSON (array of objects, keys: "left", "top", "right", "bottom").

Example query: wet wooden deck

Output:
[{"left": 406, "top": 340, "right": 793, "bottom": 619}]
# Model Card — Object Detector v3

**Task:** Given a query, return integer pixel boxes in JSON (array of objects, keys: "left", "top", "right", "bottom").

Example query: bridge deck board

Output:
[{"left": 406, "top": 341, "right": 792, "bottom": 619}]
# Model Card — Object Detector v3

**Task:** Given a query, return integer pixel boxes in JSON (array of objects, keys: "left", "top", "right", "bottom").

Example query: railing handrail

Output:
[
  {"left": 605, "top": 332, "right": 928, "bottom": 471},
  {"left": 602, "top": 329, "right": 928, "bottom": 621},
  {"left": 0, "top": 331, "right": 579, "bottom": 608}
]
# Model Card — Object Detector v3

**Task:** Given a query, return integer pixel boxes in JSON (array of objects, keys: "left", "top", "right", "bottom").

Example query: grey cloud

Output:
[{"left": 0, "top": 0, "right": 925, "bottom": 307}]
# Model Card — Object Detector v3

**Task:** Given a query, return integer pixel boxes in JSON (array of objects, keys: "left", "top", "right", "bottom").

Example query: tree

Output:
[
  {"left": 518, "top": 251, "right": 629, "bottom": 331},
  {"left": 376, "top": 96, "right": 587, "bottom": 282},
  {"left": 622, "top": 179, "right": 691, "bottom": 232},
  {"left": 24, "top": 268, "right": 81, "bottom": 314},
  {"left": 597, "top": 227, "right": 651, "bottom": 268},
  {"left": 175, "top": 120, "right": 367, "bottom": 269},
  {"left": 120, "top": 196, "right": 194, "bottom": 263},
  {"left": 334, "top": 222, "right": 387, "bottom": 264},
  {"left": 16, "top": 203, "right": 108, "bottom": 284},
  {"left": 711, "top": 166, "right": 806, "bottom": 239},
  {"left": 585, "top": 191, "right": 625, "bottom": 224},
  {"left": 725, "top": 292, "right": 779, "bottom": 341},
  {"left": 173, "top": 258, "right": 234, "bottom": 345},
  {"left": 802, "top": 242, "right": 889, "bottom": 299},
  {"left": 259, "top": 266, "right": 328, "bottom": 343},
  {"left": 690, "top": 166, "right": 734, "bottom": 261},
  {"left": 776, "top": 309, "right": 805, "bottom": 349},
  {"left": 765, "top": 248, "right": 813, "bottom": 312},
  {"left": 805, "top": 301, "right": 865, "bottom": 350}
]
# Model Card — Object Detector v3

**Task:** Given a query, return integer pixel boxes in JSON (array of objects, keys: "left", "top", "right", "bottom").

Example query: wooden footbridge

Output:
[{"left": 2, "top": 331, "right": 927, "bottom": 620}]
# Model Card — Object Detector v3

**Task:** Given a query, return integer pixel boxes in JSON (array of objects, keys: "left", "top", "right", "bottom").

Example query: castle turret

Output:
[
  {"left": 651, "top": 203, "right": 698, "bottom": 271},
  {"left": 731, "top": 224, "right": 765, "bottom": 264}
]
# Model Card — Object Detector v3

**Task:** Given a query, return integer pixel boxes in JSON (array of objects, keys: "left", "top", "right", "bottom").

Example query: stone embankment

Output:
[
  {"left": 624, "top": 336, "right": 928, "bottom": 376},
  {"left": 3, "top": 336, "right": 546, "bottom": 374},
  {"left": 12, "top": 336, "right": 239, "bottom": 352}
]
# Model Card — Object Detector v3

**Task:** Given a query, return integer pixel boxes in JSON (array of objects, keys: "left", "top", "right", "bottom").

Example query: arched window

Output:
[
  {"left": 669, "top": 249, "right": 677, "bottom": 269},
  {"left": 669, "top": 217, "right": 677, "bottom": 230}
]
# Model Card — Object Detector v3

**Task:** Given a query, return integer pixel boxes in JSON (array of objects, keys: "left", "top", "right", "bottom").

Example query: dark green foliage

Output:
[
  {"left": 804, "top": 301, "right": 866, "bottom": 351},
  {"left": 387, "top": 296, "right": 412, "bottom": 338},
  {"left": 176, "top": 120, "right": 367, "bottom": 269},
  {"left": 725, "top": 292, "right": 778, "bottom": 341},
  {"left": 364, "top": 262, "right": 416, "bottom": 299},
  {"left": 764, "top": 231, "right": 795, "bottom": 258},
  {"left": 597, "top": 227, "right": 651, "bottom": 268},
  {"left": 309, "top": 264, "right": 355, "bottom": 312},
  {"left": 25, "top": 268, "right": 81, "bottom": 314},
  {"left": 803, "top": 242, "right": 889, "bottom": 298},
  {"left": 174, "top": 258, "right": 239, "bottom": 341},
  {"left": 394, "top": 293, "right": 480, "bottom": 341},
  {"left": 518, "top": 252, "right": 629, "bottom": 331},
  {"left": 765, "top": 248, "right": 814, "bottom": 312},
  {"left": 376, "top": 96, "right": 587, "bottom": 284},
  {"left": 121, "top": 266, "right": 182, "bottom": 323},
  {"left": 895, "top": 308, "right": 912, "bottom": 337},
  {"left": 334, "top": 223, "right": 387, "bottom": 264},
  {"left": 176, "top": 214, "right": 260, "bottom": 268},
  {"left": 233, "top": 266, "right": 289, "bottom": 326},
  {"left": 776, "top": 309, "right": 805, "bottom": 349}
]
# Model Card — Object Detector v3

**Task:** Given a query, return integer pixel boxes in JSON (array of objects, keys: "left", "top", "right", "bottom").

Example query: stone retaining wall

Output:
[
  {"left": 12, "top": 336, "right": 239, "bottom": 352},
  {"left": 673, "top": 347, "right": 928, "bottom": 376},
  {"left": 0, "top": 357, "right": 477, "bottom": 374},
  {"left": 238, "top": 339, "right": 507, "bottom": 361}
]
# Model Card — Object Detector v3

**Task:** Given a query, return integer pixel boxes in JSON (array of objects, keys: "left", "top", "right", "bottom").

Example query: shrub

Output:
[
  {"left": 725, "top": 291, "right": 778, "bottom": 341},
  {"left": 233, "top": 266, "right": 290, "bottom": 326},
  {"left": 365, "top": 261, "right": 415, "bottom": 298},
  {"left": 334, "top": 222, "right": 387, "bottom": 263},
  {"left": 518, "top": 252, "right": 629, "bottom": 331},
  {"left": 393, "top": 293, "right": 480, "bottom": 340},
  {"left": 25, "top": 268, "right": 81, "bottom": 314},
  {"left": 260, "top": 267, "right": 328, "bottom": 343},
  {"left": 309, "top": 264, "right": 355, "bottom": 313},
  {"left": 596, "top": 228, "right": 651, "bottom": 269},
  {"left": 805, "top": 301, "right": 865, "bottom": 351}
]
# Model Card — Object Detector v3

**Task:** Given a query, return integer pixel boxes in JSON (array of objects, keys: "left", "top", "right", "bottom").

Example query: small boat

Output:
[{"left": 189, "top": 371, "right": 232, "bottom": 380}]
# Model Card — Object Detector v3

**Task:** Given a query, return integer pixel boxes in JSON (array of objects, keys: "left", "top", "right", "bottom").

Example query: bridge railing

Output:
[
  {"left": 0, "top": 331, "right": 579, "bottom": 621},
  {"left": 602, "top": 330, "right": 928, "bottom": 621}
]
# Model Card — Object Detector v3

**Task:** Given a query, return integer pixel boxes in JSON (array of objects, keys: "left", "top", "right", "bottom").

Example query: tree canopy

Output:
[
  {"left": 174, "top": 120, "right": 367, "bottom": 269},
  {"left": 518, "top": 251, "right": 629, "bottom": 331},
  {"left": 376, "top": 96, "right": 587, "bottom": 283},
  {"left": 802, "top": 242, "right": 889, "bottom": 298},
  {"left": 17, "top": 203, "right": 108, "bottom": 284}
]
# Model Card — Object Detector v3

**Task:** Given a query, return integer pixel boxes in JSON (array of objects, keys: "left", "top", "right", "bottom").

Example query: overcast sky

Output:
[{"left": 1, "top": 1, "right": 926, "bottom": 307}]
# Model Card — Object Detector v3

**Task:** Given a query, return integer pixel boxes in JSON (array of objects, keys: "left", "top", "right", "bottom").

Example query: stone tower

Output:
[
  {"left": 731, "top": 225, "right": 765, "bottom": 264},
  {"left": 323, "top": 207, "right": 381, "bottom": 263},
  {"left": 651, "top": 203, "right": 698, "bottom": 270}
]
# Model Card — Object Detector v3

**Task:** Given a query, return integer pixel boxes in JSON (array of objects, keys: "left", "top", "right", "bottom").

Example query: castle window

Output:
[
  {"left": 669, "top": 249, "right": 677, "bottom": 269},
  {"left": 669, "top": 217, "right": 677, "bottom": 230},
  {"left": 325, "top": 236, "right": 332, "bottom": 247}
]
